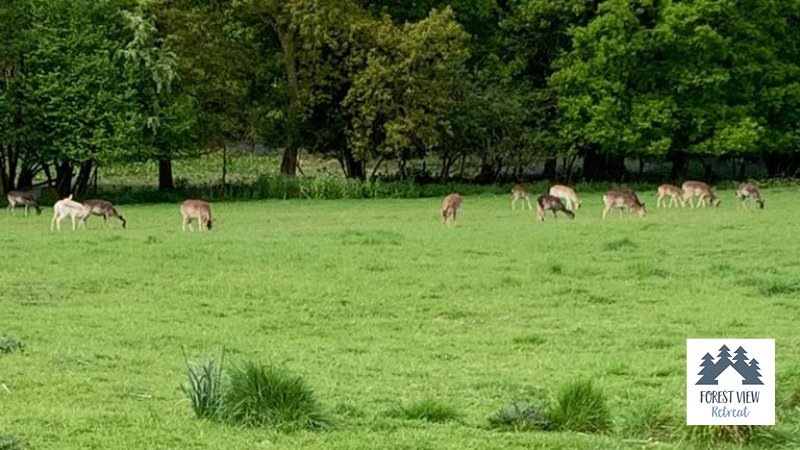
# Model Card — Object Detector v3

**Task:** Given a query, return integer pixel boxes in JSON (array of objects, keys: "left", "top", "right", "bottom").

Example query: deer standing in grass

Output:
[
  {"left": 656, "top": 184, "right": 686, "bottom": 208},
  {"left": 51, "top": 195, "right": 89, "bottom": 231},
  {"left": 602, "top": 188, "right": 646, "bottom": 219},
  {"left": 682, "top": 181, "right": 720, "bottom": 208},
  {"left": 6, "top": 190, "right": 42, "bottom": 217},
  {"left": 511, "top": 184, "right": 533, "bottom": 211},
  {"left": 536, "top": 194, "right": 575, "bottom": 222},
  {"left": 441, "top": 193, "right": 462, "bottom": 227},
  {"left": 736, "top": 183, "right": 765, "bottom": 209},
  {"left": 83, "top": 200, "right": 126, "bottom": 228},
  {"left": 549, "top": 184, "right": 581, "bottom": 211},
  {"left": 181, "top": 200, "right": 213, "bottom": 231}
]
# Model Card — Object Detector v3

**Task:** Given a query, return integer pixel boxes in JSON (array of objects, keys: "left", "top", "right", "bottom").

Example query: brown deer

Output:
[
  {"left": 736, "top": 183, "right": 764, "bottom": 209},
  {"left": 656, "top": 184, "right": 686, "bottom": 208},
  {"left": 536, "top": 194, "right": 575, "bottom": 222},
  {"left": 181, "top": 199, "right": 213, "bottom": 231},
  {"left": 51, "top": 195, "right": 89, "bottom": 231},
  {"left": 83, "top": 199, "right": 126, "bottom": 228},
  {"left": 549, "top": 184, "right": 581, "bottom": 211},
  {"left": 682, "top": 181, "right": 720, "bottom": 208},
  {"left": 441, "top": 193, "right": 462, "bottom": 227},
  {"left": 511, "top": 184, "right": 533, "bottom": 211},
  {"left": 602, "top": 188, "right": 646, "bottom": 219},
  {"left": 6, "top": 190, "right": 42, "bottom": 217}
]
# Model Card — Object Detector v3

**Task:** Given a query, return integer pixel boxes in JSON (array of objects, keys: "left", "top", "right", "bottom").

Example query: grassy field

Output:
[{"left": 2, "top": 188, "right": 800, "bottom": 449}]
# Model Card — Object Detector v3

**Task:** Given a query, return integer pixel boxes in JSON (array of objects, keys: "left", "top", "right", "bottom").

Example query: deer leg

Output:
[
  {"left": 601, "top": 206, "right": 610, "bottom": 220},
  {"left": 51, "top": 213, "right": 57, "bottom": 231},
  {"left": 525, "top": 197, "right": 533, "bottom": 211}
]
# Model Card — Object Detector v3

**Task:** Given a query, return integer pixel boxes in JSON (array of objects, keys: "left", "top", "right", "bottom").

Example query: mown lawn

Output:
[{"left": 2, "top": 188, "right": 800, "bottom": 449}]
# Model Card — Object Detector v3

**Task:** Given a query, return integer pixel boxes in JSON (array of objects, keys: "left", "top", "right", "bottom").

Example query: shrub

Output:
[
  {"left": 388, "top": 398, "right": 461, "bottom": 423},
  {"left": 220, "top": 361, "right": 331, "bottom": 431},
  {"left": 0, "top": 336, "right": 24, "bottom": 355},
  {"left": 488, "top": 402, "right": 549, "bottom": 431},
  {"left": 548, "top": 379, "right": 611, "bottom": 434},
  {"left": 182, "top": 353, "right": 225, "bottom": 420}
]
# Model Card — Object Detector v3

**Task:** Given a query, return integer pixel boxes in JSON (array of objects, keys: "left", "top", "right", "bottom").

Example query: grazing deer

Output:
[
  {"left": 83, "top": 199, "right": 126, "bottom": 228},
  {"left": 736, "top": 183, "right": 765, "bottom": 209},
  {"left": 602, "top": 188, "right": 646, "bottom": 219},
  {"left": 549, "top": 184, "right": 581, "bottom": 211},
  {"left": 441, "top": 193, "right": 462, "bottom": 227},
  {"left": 6, "top": 190, "right": 42, "bottom": 217},
  {"left": 511, "top": 184, "right": 533, "bottom": 211},
  {"left": 656, "top": 184, "right": 686, "bottom": 208},
  {"left": 181, "top": 199, "right": 213, "bottom": 231},
  {"left": 536, "top": 194, "right": 575, "bottom": 222},
  {"left": 51, "top": 195, "right": 89, "bottom": 231},
  {"left": 681, "top": 181, "right": 720, "bottom": 208}
]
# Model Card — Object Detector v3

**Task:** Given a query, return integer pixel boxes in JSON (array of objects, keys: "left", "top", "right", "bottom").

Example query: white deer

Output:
[{"left": 51, "top": 195, "right": 89, "bottom": 231}]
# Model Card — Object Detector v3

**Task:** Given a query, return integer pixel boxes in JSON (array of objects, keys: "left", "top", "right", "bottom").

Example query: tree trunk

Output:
[
  {"left": 439, "top": 154, "right": 452, "bottom": 184},
  {"left": 17, "top": 166, "right": 35, "bottom": 189},
  {"left": 73, "top": 160, "right": 93, "bottom": 195},
  {"left": 55, "top": 161, "right": 73, "bottom": 197},
  {"left": 669, "top": 151, "right": 687, "bottom": 180},
  {"left": 341, "top": 147, "right": 365, "bottom": 179},
  {"left": 272, "top": 19, "right": 300, "bottom": 176},
  {"left": 543, "top": 156, "right": 557, "bottom": 181},
  {"left": 158, "top": 157, "right": 174, "bottom": 191},
  {"left": 280, "top": 145, "right": 298, "bottom": 176},
  {"left": 582, "top": 146, "right": 603, "bottom": 180}
]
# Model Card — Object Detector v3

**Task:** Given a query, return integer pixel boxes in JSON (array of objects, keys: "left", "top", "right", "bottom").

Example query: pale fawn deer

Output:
[
  {"left": 441, "top": 193, "right": 462, "bottom": 227},
  {"left": 549, "top": 184, "right": 581, "bottom": 211},
  {"left": 682, "top": 181, "right": 721, "bottom": 208},
  {"left": 181, "top": 200, "right": 213, "bottom": 231},
  {"left": 51, "top": 195, "right": 89, "bottom": 231},
  {"left": 736, "top": 183, "right": 765, "bottom": 209},
  {"left": 656, "top": 184, "right": 686, "bottom": 208},
  {"left": 6, "top": 190, "right": 42, "bottom": 217},
  {"left": 511, "top": 184, "right": 533, "bottom": 211},
  {"left": 602, "top": 188, "right": 646, "bottom": 219},
  {"left": 83, "top": 199, "right": 127, "bottom": 228},
  {"left": 536, "top": 194, "right": 575, "bottom": 222}
]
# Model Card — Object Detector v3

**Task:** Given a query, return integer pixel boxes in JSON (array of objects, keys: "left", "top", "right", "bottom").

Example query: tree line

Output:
[{"left": 2, "top": 0, "right": 800, "bottom": 196}]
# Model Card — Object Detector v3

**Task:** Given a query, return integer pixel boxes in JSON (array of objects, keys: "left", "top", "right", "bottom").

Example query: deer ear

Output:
[{"left": 67, "top": 194, "right": 73, "bottom": 200}]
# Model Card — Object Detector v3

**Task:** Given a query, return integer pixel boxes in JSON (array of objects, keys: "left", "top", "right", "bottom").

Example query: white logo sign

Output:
[{"left": 686, "top": 339, "right": 774, "bottom": 425}]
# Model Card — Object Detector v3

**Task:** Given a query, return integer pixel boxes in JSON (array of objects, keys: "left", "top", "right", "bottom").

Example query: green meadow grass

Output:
[{"left": 2, "top": 188, "right": 800, "bottom": 449}]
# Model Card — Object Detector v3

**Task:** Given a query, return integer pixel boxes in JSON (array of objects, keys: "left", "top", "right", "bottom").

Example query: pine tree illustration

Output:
[
  {"left": 697, "top": 352, "right": 718, "bottom": 385},
  {"left": 732, "top": 346, "right": 750, "bottom": 379},
  {"left": 742, "top": 359, "right": 764, "bottom": 385},
  {"left": 717, "top": 345, "right": 733, "bottom": 366}
]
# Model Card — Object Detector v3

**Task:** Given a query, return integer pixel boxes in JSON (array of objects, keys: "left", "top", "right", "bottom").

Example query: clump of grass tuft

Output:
[
  {"left": 604, "top": 238, "right": 637, "bottom": 251},
  {"left": 0, "top": 336, "right": 24, "bottom": 355},
  {"left": 512, "top": 335, "right": 546, "bottom": 346},
  {"left": 548, "top": 379, "right": 611, "bottom": 433},
  {"left": 388, "top": 398, "right": 461, "bottom": 423},
  {"left": 618, "top": 400, "right": 677, "bottom": 442},
  {"left": 220, "top": 361, "right": 331, "bottom": 431},
  {"left": 182, "top": 352, "right": 225, "bottom": 420},
  {"left": 682, "top": 425, "right": 754, "bottom": 445},
  {"left": 548, "top": 263, "right": 564, "bottom": 275},
  {"left": 759, "top": 279, "right": 800, "bottom": 297},
  {"left": 0, "top": 431, "right": 25, "bottom": 450},
  {"left": 488, "top": 402, "right": 549, "bottom": 431},
  {"left": 788, "top": 384, "right": 800, "bottom": 409}
]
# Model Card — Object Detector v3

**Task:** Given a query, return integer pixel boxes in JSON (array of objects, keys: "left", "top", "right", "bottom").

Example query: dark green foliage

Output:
[
  {"left": 182, "top": 354, "right": 224, "bottom": 420},
  {"left": 0, "top": 336, "right": 24, "bottom": 355},
  {"left": 220, "top": 361, "right": 331, "bottom": 431},
  {"left": 548, "top": 380, "right": 611, "bottom": 434},
  {"left": 0, "top": 432, "right": 24, "bottom": 450},
  {"left": 487, "top": 402, "right": 550, "bottom": 431},
  {"left": 387, "top": 398, "right": 461, "bottom": 423}
]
